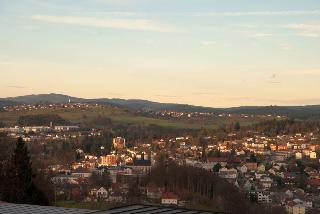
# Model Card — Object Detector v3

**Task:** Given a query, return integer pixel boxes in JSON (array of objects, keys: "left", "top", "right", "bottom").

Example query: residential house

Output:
[{"left": 161, "top": 192, "right": 178, "bottom": 205}]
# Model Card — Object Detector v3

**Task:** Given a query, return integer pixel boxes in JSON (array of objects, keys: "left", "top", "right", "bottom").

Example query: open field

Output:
[{"left": 0, "top": 106, "right": 269, "bottom": 130}]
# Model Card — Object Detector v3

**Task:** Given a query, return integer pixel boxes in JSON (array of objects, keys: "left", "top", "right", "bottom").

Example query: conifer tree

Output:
[{"left": 2, "top": 137, "right": 49, "bottom": 205}]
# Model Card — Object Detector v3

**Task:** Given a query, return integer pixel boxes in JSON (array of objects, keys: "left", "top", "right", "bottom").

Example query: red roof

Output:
[
  {"left": 147, "top": 187, "right": 164, "bottom": 194},
  {"left": 207, "top": 157, "right": 227, "bottom": 163},
  {"left": 207, "top": 157, "right": 241, "bottom": 164},
  {"left": 162, "top": 192, "right": 178, "bottom": 200},
  {"left": 308, "top": 178, "right": 320, "bottom": 186}
]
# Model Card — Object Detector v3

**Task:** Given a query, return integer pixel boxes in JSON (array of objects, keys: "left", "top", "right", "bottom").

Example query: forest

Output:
[{"left": 142, "top": 163, "right": 286, "bottom": 214}]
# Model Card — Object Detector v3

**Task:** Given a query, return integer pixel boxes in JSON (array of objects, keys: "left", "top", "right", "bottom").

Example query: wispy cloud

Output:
[
  {"left": 8, "top": 85, "right": 27, "bottom": 89},
  {"left": 279, "top": 42, "right": 292, "bottom": 50},
  {"left": 0, "top": 60, "right": 13, "bottom": 65},
  {"left": 200, "top": 40, "right": 217, "bottom": 46},
  {"left": 194, "top": 10, "right": 320, "bottom": 17},
  {"left": 31, "top": 15, "right": 175, "bottom": 32},
  {"left": 287, "top": 23, "right": 320, "bottom": 37},
  {"left": 242, "top": 32, "right": 273, "bottom": 38},
  {"left": 92, "top": 0, "right": 146, "bottom": 6},
  {"left": 193, "top": 92, "right": 220, "bottom": 96},
  {"left": 155, "top": 94, "right": 179, "bottom": 98}
]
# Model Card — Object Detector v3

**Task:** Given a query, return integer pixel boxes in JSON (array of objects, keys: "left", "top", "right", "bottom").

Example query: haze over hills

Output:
[{"left": 1, "top": 93, "right": 320, "bottom": 119}]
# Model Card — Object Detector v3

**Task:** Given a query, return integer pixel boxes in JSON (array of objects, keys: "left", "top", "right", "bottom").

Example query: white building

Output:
[
  {"left": 295, "top": 152, "right": 303, "bottom": 160},
  {"left": 257, "top": 191, "right": 272, "bottom": 204},
  {"left": 54, "top": 126, "right": 79, "bottom": 131},
  {"left": 310, "top": 151, "right": 317, "bottom": 159},
  {"left": 219, "top": 168, "right": 237, "bottom": 179},
  {"left": 161, "top": 192, "right": 178, "bottom": 205}
]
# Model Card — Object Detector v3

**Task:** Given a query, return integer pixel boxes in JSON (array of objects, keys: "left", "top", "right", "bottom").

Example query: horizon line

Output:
[{"left": 1, "top": 93, "right": 320, "bottom": 109}]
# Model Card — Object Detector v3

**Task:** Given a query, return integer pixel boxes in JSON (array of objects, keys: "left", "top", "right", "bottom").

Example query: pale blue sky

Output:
[{"left": 1, "top": 0, "right": 320, "bottom": 107}]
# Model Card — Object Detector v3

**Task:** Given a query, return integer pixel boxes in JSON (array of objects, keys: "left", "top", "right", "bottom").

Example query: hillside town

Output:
[{"left": 1, "top": 118, "right": 320, "bottom": 214}]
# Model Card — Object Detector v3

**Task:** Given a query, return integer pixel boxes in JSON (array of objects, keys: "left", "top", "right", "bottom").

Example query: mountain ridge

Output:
[{"left": 1, "top": 93, "right": 320, "bottom": 119}]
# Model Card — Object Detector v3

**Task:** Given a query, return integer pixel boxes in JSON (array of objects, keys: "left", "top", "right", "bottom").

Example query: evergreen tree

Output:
[
  {"left": 2, "top": 137, "right": 49, "bottom": 205},
  {"left": 213, "top": 163, "right": 222, "bottom": 172},
  {"left": 234, "top": 121, "right": 241, "bottom": 131}
]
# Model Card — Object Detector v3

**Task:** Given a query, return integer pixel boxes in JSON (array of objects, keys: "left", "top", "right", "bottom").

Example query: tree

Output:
[
  {"left": 2, "top": 138, "right": 49, "bottom": 205},
  {"left": 89, "top": 171, "right": 112, "bottom": 189},
  {"left": 234, "top": 122, "right": 241, "bottom": 131},
  {"left": 250, "top": 153, "right": 257, "bottom": 162},
  {"left": 213, "top": 163, "right": 222, "bottom": 172}
]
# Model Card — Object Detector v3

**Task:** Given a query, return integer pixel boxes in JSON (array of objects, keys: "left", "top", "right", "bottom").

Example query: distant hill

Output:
[
  {"left": 0, "top": 99, "right": 18, "bottom": 108},
  {"left": 6, "top": 93, "right": 85, "bottom": 104},
  {"left": 3, "top": 93, "right": 320, "bottom": 119}
]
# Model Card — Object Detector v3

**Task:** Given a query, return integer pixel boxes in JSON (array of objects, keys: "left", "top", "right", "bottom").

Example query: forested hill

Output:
[
  {"left": 0, "top": 99, "right": 18, "bottom": 108},
  {"left": 2, "top": 93, "right": 320, "bottom": 119}
]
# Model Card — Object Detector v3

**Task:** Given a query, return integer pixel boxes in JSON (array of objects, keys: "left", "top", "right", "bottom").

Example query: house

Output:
[
  {"left": 161, "top": 192, "right": 178, "bottom": 205},
  {"left": 107, "top": 166, "right": 133, "bottom": 184},
  {"left": 286, "top": 201, "right": 306, "bottom": 214},
  {"left": 207, "top": 157, "right": 228, "bottom": 167},
  {"left": 100, "top": 155, "right": 117, "bottom": 166},
  {"left": 51, "top": 174, "right": 78, "bottom": 184},
  {"left": 146, "top": 187, "right": 164, "bottom": 199},
  {"left": 310, "top": 151, "right": 317, "bottom": 159},
  {"left": 257, "top": 191, "right": 272, "bottom": 204},
  {"left": 238, "top": 165, "right": 248, "bottom": 174},
  {"left": 90, "top": 187, "right": 108, "bottom": 199},
  {"left": 219, "top": 167, "right": 237, "bottom": 180},
  {"left": 295, "top": 152, "right": 303, "bottom": 160},
  {"left": 54, "top": 126, "right": 79, "bottom": 131},
  {"left": 259, "top": 176, "right": 273, "bottom": 190},
  {"left": 113, "top": 137, "right": 126, "bottom": 150},
  {"left": 257, "top": 164, "right": 265, "bottom": 172},
  {"left": 245, "top": 162, "right": 258, "bottom": 171},
  {"left": 71, "top": 168, "right": 92, "bottom": 178},
  {"left": 132, "top": 157, "right": 152, "bottom": 175}
]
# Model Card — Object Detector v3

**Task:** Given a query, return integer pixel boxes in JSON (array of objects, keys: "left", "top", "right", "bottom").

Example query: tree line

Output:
[{"left": 142, "top": 162, "right": 286, "bottom": 214}]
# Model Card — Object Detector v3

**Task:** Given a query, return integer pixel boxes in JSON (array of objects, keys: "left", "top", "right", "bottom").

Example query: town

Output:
[{"left": 1, "top": 104, "right": 319, "bottom": 214}]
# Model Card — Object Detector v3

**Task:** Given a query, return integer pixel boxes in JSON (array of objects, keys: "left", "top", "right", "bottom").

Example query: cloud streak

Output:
[
  {"left": 287, "top": 23, "right": 320, "bottom": 37},
  {"left": 193, "top": 10, "right": 320, "bottom": 17},
  {"left": 31, "top": 15, "right": 174, "bottom": 32},
  {"left": 8, "top": 85, "right": 27, "bottom": 89}
]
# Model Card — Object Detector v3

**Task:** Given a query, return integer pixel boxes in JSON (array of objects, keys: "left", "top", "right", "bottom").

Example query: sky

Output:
[{"left": 0, "top": 0, "right": 320, "bottom": 107}]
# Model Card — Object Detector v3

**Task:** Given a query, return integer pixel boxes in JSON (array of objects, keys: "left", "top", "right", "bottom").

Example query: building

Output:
[
  {"left": 113, "top": 137, "right": 126, "bottom": 150},
  {"left": 310, "top": 151, "right": 317, "bottom": 159},
  {"left": 23, "top": 126, "right": 51, "bottom": 133},
  {"left": 90, "top": 187, "right": 109, "bottom": 199},
  {"left": 295, "top": 152, "right": 303, "bottom": 160},
  {"left": 161, "top": 192, "right": 179, "bottom": 205},
  {"left": 286, "top": 202, "right": 306, "bottom": 214},
  {"left": 51, "top": 174, "right": 78, "bottom": 184},
  {"left": 100, "top": 155, "right": 117, "bottom": 166},
  {"left": 54, "top": 126, "right": 79, "bottom": 131},
  {"left": 219, "top": 167, "right": 237, "bottom": 180},
  {"left": 245, "top": 162, "right": 258, "bottom": 171},
  {"left": 257, "top": 191, "right": 272, "bottom": 204},
  {"left": 146, "top": 187, "right": 164, "bottom": 199},
  {"left": 132, "top": 157, "right": 152, "bottom": 175},
  {"left": 71, "top": 168, "right": 92, "bottom": 178}
]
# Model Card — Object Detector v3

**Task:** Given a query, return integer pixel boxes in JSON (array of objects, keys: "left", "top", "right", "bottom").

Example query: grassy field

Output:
[{"left": 0, "top": 106, "right": 265, "bottom": 130}]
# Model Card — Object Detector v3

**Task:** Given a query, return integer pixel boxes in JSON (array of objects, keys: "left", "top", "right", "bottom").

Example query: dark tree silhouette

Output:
[{"left": 1, "top": 138, "right": 49, "bottom": 205}]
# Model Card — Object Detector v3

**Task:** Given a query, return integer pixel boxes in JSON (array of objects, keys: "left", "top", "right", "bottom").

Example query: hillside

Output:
[
  {"left": 3, "top": 93, "right": 320, "bottom": 119},
  {"left": 0, "top": 105, "right": 263, "bottom": 130}
]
